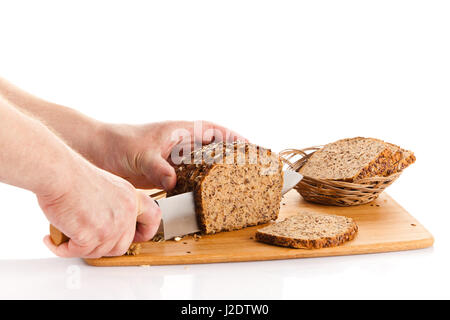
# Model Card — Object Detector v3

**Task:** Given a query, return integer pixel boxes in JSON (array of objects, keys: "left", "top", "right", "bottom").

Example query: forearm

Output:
[
  {"left": 0, "top": 77, "right": 106, "bottom": 165},
  {"left": 0, "top": 97, "right": 81, "bottom": 197}
]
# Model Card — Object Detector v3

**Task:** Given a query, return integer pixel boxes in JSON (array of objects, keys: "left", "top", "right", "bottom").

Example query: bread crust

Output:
[
  {"left": 255, "top": 214, "right": 358, "bottom": 249},
  {"left": 355, "top": 147, "right": 399, "bottom": 180},
  {"left": 356, "top": 139, "right": 415, "bottom": 180},
  {"left": 168, "top": 142, "right": 283, "bottom": 234}
]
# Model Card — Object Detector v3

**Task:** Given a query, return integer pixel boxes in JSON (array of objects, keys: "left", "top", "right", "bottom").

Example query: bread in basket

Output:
[{"left": 280, "top": 138, "right": 415, "bottom": 206}]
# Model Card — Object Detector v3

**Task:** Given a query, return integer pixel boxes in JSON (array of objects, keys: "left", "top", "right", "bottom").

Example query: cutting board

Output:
[{"left": 84, "top": 190, "right": 434, "bottom": 266}]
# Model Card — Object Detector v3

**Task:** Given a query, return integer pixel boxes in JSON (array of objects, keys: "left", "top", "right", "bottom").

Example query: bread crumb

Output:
[
  {"left": 125, "top": 243, "right": 141, "bottom": 256},
  {"left": 193, "top": 234, "right": 202, "bottom": 241},
  {"left": 174, "top": 236, "right": 182, "bottom": 241},
  {"left": 152, "top": 233, "right": 165, "bottom": 242}
]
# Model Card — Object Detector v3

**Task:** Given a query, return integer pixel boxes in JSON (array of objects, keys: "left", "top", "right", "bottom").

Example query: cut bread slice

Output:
[
  {"left": 299, "top": 137, "right": 415, "bottom": 181},
  {"left": 385, "top": 142, "right": 416, "bottom": 173},
  {"left": 255, "top": 212, "right": 358, "bottom": 249}
]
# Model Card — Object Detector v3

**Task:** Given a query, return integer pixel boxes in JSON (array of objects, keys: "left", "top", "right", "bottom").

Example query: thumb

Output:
[
  {"left": 142, "top": 152, "right": 177, "bottom": 190},
  {"left": 134, "top": 191, "right": 162, "bottom": 242}
]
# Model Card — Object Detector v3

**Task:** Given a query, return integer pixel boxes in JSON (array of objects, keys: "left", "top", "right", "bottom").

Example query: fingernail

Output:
[{"left": 161, "top": 175, "right": 172, "bottom": 190}]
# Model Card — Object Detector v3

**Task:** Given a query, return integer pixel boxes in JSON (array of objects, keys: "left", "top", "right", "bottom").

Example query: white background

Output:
[{"left": 0, "top": 0, "right": 449, "bottom": 299}]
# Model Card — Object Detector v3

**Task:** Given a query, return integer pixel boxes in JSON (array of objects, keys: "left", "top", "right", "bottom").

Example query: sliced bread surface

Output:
[
  {"left": 299, "top": 137, "right": 415, "bottom": 181},
  {"left": 255, "top": 212, "right": 358, "bottom": 249}
]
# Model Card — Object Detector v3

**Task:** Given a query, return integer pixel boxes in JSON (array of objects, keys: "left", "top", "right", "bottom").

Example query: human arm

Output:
[
  {"left": 0, "top": 77, "right": 104, "bottom": 164},
  {"left": 0, "top": 97, "right": 160, "bottom": 258},
  {"left": 0, "top": 77, "right": 247, "bottom": 190}
]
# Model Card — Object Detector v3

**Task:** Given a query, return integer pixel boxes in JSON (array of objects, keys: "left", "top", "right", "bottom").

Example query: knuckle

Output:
[
  {"left": 126, "top": 196, "right": 138, "bottom": 214},
  {"left": 120, "top": 192, "right": 138, "bottom": 215},
  {"left": 73, "top": 231, "right": 92, "bottom": 246}
]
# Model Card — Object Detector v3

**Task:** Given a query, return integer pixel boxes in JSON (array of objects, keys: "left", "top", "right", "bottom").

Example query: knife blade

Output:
[{"left": 156, "top": 170, "right": 303, "bottom": 240}]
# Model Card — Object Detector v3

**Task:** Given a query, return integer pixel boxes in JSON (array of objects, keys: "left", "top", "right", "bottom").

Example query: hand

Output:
[
  {"left": 40, "top": 159, "right": 161, "bottom": 258},
  {"left": 95, "top": 121, "right": 247, "bottom": 190},
  {"left": 0, "top": 80, "right": 246, "bottom": 190}
]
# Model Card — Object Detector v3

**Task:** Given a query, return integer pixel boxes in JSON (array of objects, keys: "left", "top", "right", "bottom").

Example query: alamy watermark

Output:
[{"left": 66, "top": 265, "right": 81, "bottom": 290}]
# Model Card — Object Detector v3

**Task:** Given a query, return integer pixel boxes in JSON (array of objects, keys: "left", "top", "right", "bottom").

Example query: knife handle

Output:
[
  {"left": 50, "top": 224, "right": 70, "bottom": 246},
  {"left": 49, "top": 189, "right": 166, "bottom": 246}
]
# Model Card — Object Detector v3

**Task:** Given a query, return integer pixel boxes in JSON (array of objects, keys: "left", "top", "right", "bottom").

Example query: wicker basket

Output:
[{"left": 280, "top": 147, "right": 402, "bottom": 206}]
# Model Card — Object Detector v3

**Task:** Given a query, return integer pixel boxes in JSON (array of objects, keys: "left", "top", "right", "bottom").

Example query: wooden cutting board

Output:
[{"left": 84, "top": 190, "right": 434, "bottom": 266}]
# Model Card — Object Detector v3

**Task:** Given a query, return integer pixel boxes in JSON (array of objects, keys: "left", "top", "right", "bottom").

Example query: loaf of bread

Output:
[
  {"left": 255, "top": 212, "right": 358, "bottom": 249},
  {"left": 168, "top": 142, "right": 284, "bottom": 234},
  {"left": 299, "top": 137, "right": 415, "bottom": 181}
]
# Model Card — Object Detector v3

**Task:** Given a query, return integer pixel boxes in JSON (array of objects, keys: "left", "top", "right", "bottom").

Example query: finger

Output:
[
  {"left": 162, "top": 121, "right": 248, "bottom": 163},
  {"left": 106, "top": 229, "right": 135, "bottom": 257},
  {"left": 43, "top": 235, "right": 96, "bottom": 258},
  {"left": 83, "top": 238, "right": 118, "bottom": 259},
  {"left": 197, "top": 121, "right": 248, "bottom": 143},
  {"left": 133, "top": 191, "right": 162, "bottom": 242},
  {"left": 44, "top": 235, "right": 66, "bottom": 256},
  {"left": 202, "top": 127, "right": 227, "bottom": 144},
  {"left": 141, "top": 153, "right": 176, "bottom": 190}
]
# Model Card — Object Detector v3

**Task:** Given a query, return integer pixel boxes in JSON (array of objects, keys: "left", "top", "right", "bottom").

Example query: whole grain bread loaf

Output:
[
  {"left": 168, "top": 142, "right": 284, "bottom": 234},
  {"left": 255, "top": 212, "right": 358, "bottom": 249},
  {"left": 299, "top": 137, "right": 415, "bottom": 181}
]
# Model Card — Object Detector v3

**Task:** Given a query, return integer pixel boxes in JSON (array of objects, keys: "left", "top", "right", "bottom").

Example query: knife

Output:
[
  {"left": 50, "top": 170, "right": 302, "bottom": 245},
  {"left": 156, "top": 169, "right": 303, "bottom": 240}
]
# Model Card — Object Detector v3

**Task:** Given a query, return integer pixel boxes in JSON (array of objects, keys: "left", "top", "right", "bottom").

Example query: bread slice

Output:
[
  {"left": 299, "top": 137, "right": 415, "bottom": 181},
  {"left": 168, "top": 142, "right": 283, "bottom": 234},
  {"left": 385, "top": 142, "right": 416, "bottom": 173},
  {"left": 255, "top": 212, "right": 358, "bottom": 249}
]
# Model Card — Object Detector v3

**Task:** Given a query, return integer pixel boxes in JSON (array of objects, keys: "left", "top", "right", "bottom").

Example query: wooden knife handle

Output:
[
  {"left": 49, "top": 189, "right": 166, "bottom": 246},
  {"left": 50, "top": 224, "right": 70, "bottom": 246}
]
